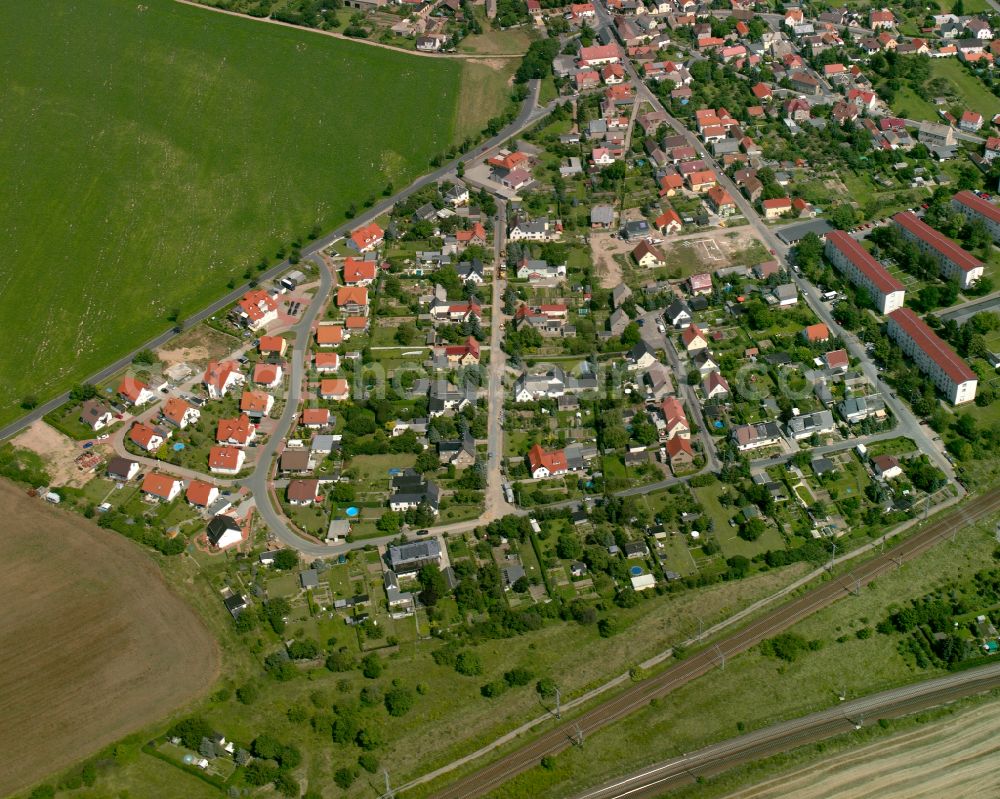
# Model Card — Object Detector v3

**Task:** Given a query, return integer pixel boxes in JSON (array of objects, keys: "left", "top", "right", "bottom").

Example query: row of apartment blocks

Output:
[
  {"left": 892, "top": 211, "right": 984, "bottom": 290},
  {"left": 824, "top": 230, "right": 977, "bottom": 405},
  {"left": 824, "top": 230, "right": 905, "bottom": 314},
  {"left": 887, "top": 308, "right": 977, "bottom": 405},
  {"left": 951, "top": 190, "right": 1000, "bottom": 246}
]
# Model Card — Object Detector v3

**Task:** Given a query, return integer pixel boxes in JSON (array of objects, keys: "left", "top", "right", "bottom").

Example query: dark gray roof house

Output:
[
  {"left": 223, "top": 593, "right": 248, "bottom": 618},
  {"left": 388, "top": 539, "right": 443, "bottom": 575},
  {"left": 206, "top": 515, "right": 242, "bottom": 548}
]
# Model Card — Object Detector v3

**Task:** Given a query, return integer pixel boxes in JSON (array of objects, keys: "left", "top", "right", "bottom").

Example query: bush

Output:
[
  {"left": 360, "top": 685, "right": 382, "bottom": 707},
  {"left": 326, "top": 651, "right": 356, "bottom": 672},
  {"left": 481, "top": 679, "right": 508, "bottom": 698},
  {"left": 454, "top": 650, "right": 483, "bottom": 676},
  {"left": 334, "top": 767, "right": 359, "bottom": 789},
  {"left": 236, "top": 683, "right": 259, "bottom": 705},
  {"left": 361, "top": 653, "right": 383, "bottom": 679},
  {"left": 536, "top": 678, "right": 557, "bottom": 698},
  {"left": 359, "top": 753, "right": 380, "bottom": 774},
  {"left": 384, "top": 686, "right": 415, "bottom": 717},
  {"left": 168, "top": 716, "right": 213, "bottom": 749},
  {"left": 504, "top": 667, "right": 534, "bottom": 687}
]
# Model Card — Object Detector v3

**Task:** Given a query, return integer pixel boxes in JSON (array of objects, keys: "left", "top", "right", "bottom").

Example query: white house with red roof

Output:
[
  {"left": 319, "top": 379, "right": 350, "bottom": 401},
  {"left": 337, "top": 286, "right": 369, "bottom": 316},
  {"left": 209, "top": 446, "right": 246, "bottom": 475},
  {"left": 186, "top": 480, "right": 220, "bottom": 509},
  {"left": 702, "top": 371, "right": 730, "bottom": 399},
  {"left": 141, "top": 473, "right": 181, "bottom": 502},
  {"left": 203, "top": 360, "right": 244, "bottom": 400},
  {"left": 823, "top": 349, "right": 850, "bottom": 372},
  {"left": 314, "top": 353, "right": 340, "bottom": 373},
  {"left": 258, "top": 335, "right": 287, "bottom": 357},
  {"left": 527, "top": 444, "right": 569, "bottom": 479},
  {"left": 342, "top": 257, "right": 379, "bottom": 286},
  {"left": 688, "top": 273, "right": 713, "bottom": 295},
  {"left": 240, "top": 390, "right": 275, "bottom": 419},
  {"left": 654, "top": 209, "right": 682, "bottom": 234},
  {"left": 315, "top": 324, "right": 344, "bottom": 347},
  {"left": 300, "top": 408, "right": 330, "bottom": 428},
  {"left": 681, "top": 323, "right": 708, "bottom": 352},
  {"left": 959, "top": 111, "right": 984, "bottom": 132},
  {"left": 659, "top": 396, "right": 690, "bottom": 440},
  {"left": 236, "top": 289, "right": 279, "bottom": 330},
  {"left": 252, "top": 362, "right": 283, "bottom": 389},
  {"left": 349, "top": 222, "right": 384, "bottom": 253},
  {"left": 117, "top": 377, "right": 156, "bottom": 407},
  {"left": 579, "top": 43, "right": 621, "bottom": 66},
  {"left": 869, "top": 9, "right": 895, "bottom": 29},
  {"left": 161, "top": 397, "right": 200, "bottom": 429},
  {"left": 129, "top": 422, "right": 166, "bottom": 452},
  {"left": 217, "top": 414, "right": 256, "bottom": 447}
]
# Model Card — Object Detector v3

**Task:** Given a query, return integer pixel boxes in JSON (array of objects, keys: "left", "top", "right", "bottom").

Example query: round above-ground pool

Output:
[
  {"left": 345, "top": 506, "right": 360, "bottom": 518},
  {"left": 173, "top": 442, "right": 185, "bottom": 451},
  {"left": 630, "top": 565, "right": 643, "bottom": 576}
]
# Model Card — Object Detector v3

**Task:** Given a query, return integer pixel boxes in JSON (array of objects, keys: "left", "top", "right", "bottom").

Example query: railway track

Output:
[
  {"left": 427, "top": 488, "right": 1000, "bottom": 799},
  {"left": 574, "top": 663, "right": 1000, "bottom": 799}
]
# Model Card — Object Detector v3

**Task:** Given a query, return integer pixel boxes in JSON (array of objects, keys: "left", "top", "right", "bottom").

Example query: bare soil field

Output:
[
  {"left": 727, "top": 700, "right": 1000, "bottom": 799},
  {"left": 591, "top": 232, "right": 633, "bottom": 288},
  {"left": 156, "top": 323, "right": 241, "bottom": 372},
  {"left": 12, "top": 421, "right": 94, "bottom": 487},
  {"left": 0, "top": 481, "right": 219, "bottom": 797}
]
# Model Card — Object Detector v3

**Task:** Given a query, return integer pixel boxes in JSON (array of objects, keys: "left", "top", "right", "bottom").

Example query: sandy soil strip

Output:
[{"left": 727, "top": 700, "right": 1000, "bottom": 799}]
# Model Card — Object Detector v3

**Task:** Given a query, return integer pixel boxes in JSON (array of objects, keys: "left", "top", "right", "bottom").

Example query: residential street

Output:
[
  {"left": 591, "top": 0, "right": 955, "bottom": 482},
  {"left": 484, "top": 196, "right": 518, "bottom": 520}
]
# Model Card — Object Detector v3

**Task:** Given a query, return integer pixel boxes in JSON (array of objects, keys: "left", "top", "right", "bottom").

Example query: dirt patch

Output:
[
  {"left": 591, "top": 232, "right": 633, "bottom": 289},
  {"left": 0, "top": 480, "right": 219, "bottom": 797},
  {"left": 12, "top": 421, "right": 93, "bottom": 487},
  {"left": 155, "top": 324, "right": 241, "bottom": 371},
  {"left": 675, "top": 226, "right": 770, "bottom": 265},
  {"left": 726, "top": 699, "right": 1000, "bottom": 799}
]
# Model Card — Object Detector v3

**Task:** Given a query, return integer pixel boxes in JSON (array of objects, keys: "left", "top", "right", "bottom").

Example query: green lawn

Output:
[
  {"left": 0, "top": 0, "right": 508, "bottom": 425},
  {"left": 893, "top": 59, "right": 1000, "bottom": 123}
]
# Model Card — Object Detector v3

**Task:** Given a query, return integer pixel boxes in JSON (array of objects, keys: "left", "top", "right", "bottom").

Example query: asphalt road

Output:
[
  {"left": 237, "top": 79, "right": 552, "bottom": 555},
  {"left": 591, "top": 3, "right": 953, "bottom": 482},
  {"left": 484, "top": 196, "right": 517, "bottom": 519},
  {"left": 937, "top": 291, "right": 1000, "bottom": 325},
  {"left": 425, "top": 486, "right": 1000, "bottom": 799},
  {"left": 573, "top": 661, "right": 1000, "bottom": 799},
  {"left": 0, "top": 78, "right": 550, "bottom": 445}
]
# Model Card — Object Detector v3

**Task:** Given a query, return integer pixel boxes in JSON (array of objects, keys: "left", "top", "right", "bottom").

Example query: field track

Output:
[
  {"left": 173, "top": 0, "right": 525, "bottom": 58},
  {"left": 0, "top": 481, "right": 219, "bottom": 797},
  {"left": 428, "top": 487, "right": 1000, "bottom": 799}
]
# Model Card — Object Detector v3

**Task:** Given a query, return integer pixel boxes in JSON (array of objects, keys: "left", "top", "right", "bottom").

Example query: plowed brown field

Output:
[{"left": 0, "top": 481, "right": 218, "bottom": 796}]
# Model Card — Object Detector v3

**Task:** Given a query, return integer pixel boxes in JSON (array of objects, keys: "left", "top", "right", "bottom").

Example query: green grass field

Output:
[
  {"left": 892, "top": 59, "right": 999, "bottom": 123},
  {"left": 0, "top": 0, "right": 508, "bottom": 425}
]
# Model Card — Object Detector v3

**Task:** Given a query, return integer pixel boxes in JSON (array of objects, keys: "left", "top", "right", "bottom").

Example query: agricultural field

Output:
[
  {"left": 0, "top": 480, "right": 218, "bottom": 798},
  {"left": 0, "top": 0, "right": 511, "bottom": 426}
]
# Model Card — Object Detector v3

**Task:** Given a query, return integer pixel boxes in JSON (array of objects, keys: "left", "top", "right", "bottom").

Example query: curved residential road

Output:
[
  {"left": 236, "top": 80, "right": 552, "bottom": 556},
  {"left": 572, "top": 662, "right": 1000, "bottom": 799},
  {"left": 425, "top": 486, "right": 1000, "bottom": 799}
]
